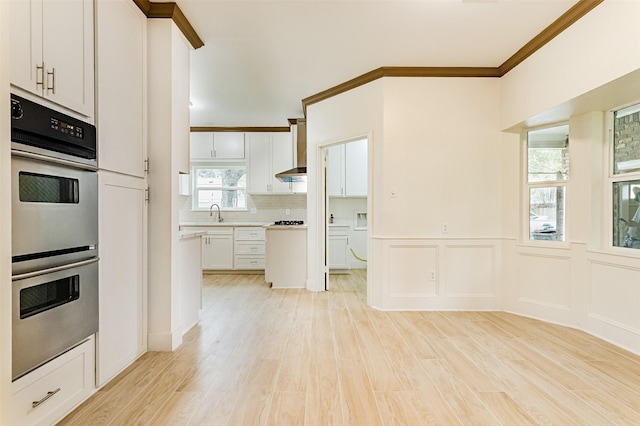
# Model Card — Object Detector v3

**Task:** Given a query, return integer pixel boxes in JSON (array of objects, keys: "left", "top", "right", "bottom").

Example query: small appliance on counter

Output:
[{"left": 271, "top": 220, "right": 305, "bottom": 226}]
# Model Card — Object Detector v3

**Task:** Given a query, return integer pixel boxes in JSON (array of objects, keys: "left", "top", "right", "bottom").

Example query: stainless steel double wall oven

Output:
[{"left": 10, "top": 94, "right": 98, "bottom": 380}]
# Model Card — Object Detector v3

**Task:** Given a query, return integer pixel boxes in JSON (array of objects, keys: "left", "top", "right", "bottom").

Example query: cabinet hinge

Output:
[
  {"left": 144, "top": 158, "right": 150, "bottom": 174},
  {"left": 145, "top": 188, "right": 150, "bottom": 203}
]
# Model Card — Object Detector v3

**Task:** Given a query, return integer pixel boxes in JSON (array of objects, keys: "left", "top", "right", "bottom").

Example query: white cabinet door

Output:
[
  {"left": 202, "top": 233, "right": 234, "bottom": 270},
  {"left": 328, "top": 235, "right": 349, "bottom": 270},
  {"left": 190, "top": 132, "right": 214, "bottom": 159},
  {"left": 9, "top": 0, "right": 42, "bottom": 97},
  {"left": 247, "top": 132, "right": 293, "bottom": 194},
  {"left": 328, "top": 226, "right": 350, "bottom": 271},
  {"left": 270, "top": 132, "right": 294, "bottom": 193},
  {"left": 191, "top": 132, "right": 245, "bottom": 160},
  {"left": 327, "top": 144, "right": 345, "bottom": 197},
  {"left": 213, "top": 132, "right": 245, "bottom": 159},
  {"left": 10, "top": 0, "right": 94, "bottom": 118},
  {"left": 345, "top": 139, "right": 368, "bottom": 196},
  {"left": 96, "top": 0, "right": 146, "bottom": 177},
  {"left": 97, "top": 171, "right": 147, "bottom": 386},
  {"left": 247, "top": 133, "right": 271, "bottom": 194}
]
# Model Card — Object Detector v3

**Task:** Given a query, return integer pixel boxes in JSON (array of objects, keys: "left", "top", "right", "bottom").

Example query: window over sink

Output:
[{"left": 192, "top": 164, "right": 247, "bottom": 211}]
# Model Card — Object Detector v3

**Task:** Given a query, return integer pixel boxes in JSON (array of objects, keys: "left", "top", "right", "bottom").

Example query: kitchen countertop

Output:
[
  {"left": 264, "top": 225, "right": 308, "bottom": 230},
  {"left": 180, "top": 222, "right": 269, "bottom": 228}
]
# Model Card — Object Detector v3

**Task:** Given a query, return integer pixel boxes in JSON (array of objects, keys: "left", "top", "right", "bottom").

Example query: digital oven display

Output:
[{"left": 50, "top": 118, "right": 84, "bottom": 139}]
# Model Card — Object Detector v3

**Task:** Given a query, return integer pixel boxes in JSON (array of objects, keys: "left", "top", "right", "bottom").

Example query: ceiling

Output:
[{"left": 179, "top": 0, "right": 581, "bottom": 127}]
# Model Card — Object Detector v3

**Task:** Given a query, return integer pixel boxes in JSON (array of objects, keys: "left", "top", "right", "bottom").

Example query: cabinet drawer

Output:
[
  {"left": 235, "top": 227, "right": 265, "bottom": 240},
  {"left": 12, "top": 338, "right": 95, "bottom": 426},
  {"left": 234, "top": 241, "right": 265, "bottom": 255},
  {"left": 205, "top": 227, "right": 234, "bottom": 235},
  {"left": 235, "top": 256, "right": 265, "bottom": 269}
]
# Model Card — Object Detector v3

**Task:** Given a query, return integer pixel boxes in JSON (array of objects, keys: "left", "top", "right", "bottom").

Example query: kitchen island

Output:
[{"left": 265, "top": 224, "right": 307, "bottom": 288}]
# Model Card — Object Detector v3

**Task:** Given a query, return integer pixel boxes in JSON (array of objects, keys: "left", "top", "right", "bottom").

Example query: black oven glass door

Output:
[
  {"left": 11, "top": 154, "right": 98, "bottom": 274},
  {"left": 19, "top": 274, "right": 80, "bottom": 319},
  {"left": 18, "top": 171, "right": 79, "bottom": 204},
  {"left": 12, "top": 259, "right": 98, "bottom": 380}
]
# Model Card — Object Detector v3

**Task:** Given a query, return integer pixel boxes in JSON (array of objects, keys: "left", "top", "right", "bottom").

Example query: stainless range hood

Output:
[{"left": 276, "top": 118, "right": 306, "bottom": 182}]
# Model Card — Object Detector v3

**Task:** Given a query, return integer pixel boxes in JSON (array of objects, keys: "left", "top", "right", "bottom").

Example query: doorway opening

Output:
[{"left": 322, "top": 137, "right": 369, "bottom": 302}]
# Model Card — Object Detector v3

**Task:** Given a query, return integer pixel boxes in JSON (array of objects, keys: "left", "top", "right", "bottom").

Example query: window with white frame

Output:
[
  {"left": 192, "top": 164, "right": 247, "bottom": 211},
  {"left": 611, "top": 102, "right": 640, "bottom": 249},
  {"left": 526, "top": 124, "right": 569, "bottom": 241}
]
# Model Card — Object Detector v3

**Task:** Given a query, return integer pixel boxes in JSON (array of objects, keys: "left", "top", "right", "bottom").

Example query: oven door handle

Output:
[
  {"left": 12, "top": 257, "right": 99, "bottom": 281},
  {"left": 11, "top": 150, "right": 98, "bottom": 172}
]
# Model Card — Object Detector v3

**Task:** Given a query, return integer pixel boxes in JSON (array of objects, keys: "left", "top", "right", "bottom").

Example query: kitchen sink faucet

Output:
[{"left": 209, "top": 203, "right": 224, "bottom": 222}]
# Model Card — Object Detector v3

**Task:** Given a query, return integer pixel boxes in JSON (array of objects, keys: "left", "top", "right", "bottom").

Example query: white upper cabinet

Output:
[
  {"left": 96, "top": 0, "right": 147, "bottom": 177},
  {"left": 327, "top": 144, "right": 345, "bottom": 197},
  {"left": 9, "top": 0, "right": 95, "bottom": 118},
  {"left": 345, "top": 139, "right": 368, "bottom": 197},
  {"left": 190, "top": 132, "right": 245, "bottom": 160},
  {"left": 328, "top": 139, "right": 367, "bottom": 197},
  {"left": 246, "top": 132, "right": 294, "bottom": 194}
]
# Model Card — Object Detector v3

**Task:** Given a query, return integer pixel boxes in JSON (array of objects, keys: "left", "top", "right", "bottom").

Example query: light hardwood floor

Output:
[{"left": 60, "top": 271, "right": 640, "bottom": 425}]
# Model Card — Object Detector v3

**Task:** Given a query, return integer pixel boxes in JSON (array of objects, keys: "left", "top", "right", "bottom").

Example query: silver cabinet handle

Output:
[
  {"left": 32, "top": 388, "right": 61, "bottom": 408},
  {"left": 47, "top": 68, "right": 56, "bottom": 94},
  {"left": 36, "top": 63, "right": 45, "bottom": 90}
]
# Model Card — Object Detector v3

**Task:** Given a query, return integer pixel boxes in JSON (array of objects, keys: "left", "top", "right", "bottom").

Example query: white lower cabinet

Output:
[
  {"left": 234, "top": 227, "right": 265, "bottom": 270},
  {"left": 12, "top": 337, "right": 95, "bottom": 426},
  {"left": 97, "top": 171, "right": 147, "bottom": 386},
  {"left": 202, "top": 227, "right": 234, "bottom": 270},
  {"left": 328, "top": 225, "right": 350, "bottom": 272},
  {"left": 181, "top": 226, "right": 266, "bottom": 271}
]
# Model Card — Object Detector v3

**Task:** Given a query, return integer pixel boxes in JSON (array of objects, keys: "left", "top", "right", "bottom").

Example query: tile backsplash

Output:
[{"left": 179, "top": 193, "right": 307, "bottom": 224}]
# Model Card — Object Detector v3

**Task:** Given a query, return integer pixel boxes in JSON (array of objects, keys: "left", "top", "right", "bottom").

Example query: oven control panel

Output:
[{"left": 50, "top": 118, "right": 84, "bottom": 139}]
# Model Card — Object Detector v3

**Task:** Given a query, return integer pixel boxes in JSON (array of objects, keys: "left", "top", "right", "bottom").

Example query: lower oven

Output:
[{"left": 12, "top": 257, "right": 99, "bottom": 380}]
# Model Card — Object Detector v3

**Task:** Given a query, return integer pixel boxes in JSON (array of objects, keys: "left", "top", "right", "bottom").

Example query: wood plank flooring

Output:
[{"left": 59, "top": 271, "right": 640, "bottom": 425}]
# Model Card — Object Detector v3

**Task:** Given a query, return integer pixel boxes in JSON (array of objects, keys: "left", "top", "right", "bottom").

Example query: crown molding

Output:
[
  {"left": 302, "top": 0, "right": 603, "bottom": 114},
  {"left": 498, "top": 0, "right": 604, "bottom": 75},
  {"left": 133, "top": 0, "right": 204, "bottom": 49},
  {"left": 191, "top": 126, "right": 291, "bottom": 133}
]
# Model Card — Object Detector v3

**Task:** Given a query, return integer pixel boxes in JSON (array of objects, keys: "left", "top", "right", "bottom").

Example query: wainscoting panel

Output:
[
  {"left": 378, "top": 238, "right": 502, "bottom": 310},
  {"left": 387, "top": 243, "right": 438, "bottom": 298},
  {"left": 516, "top": 252, "right": 571, "bottom": 310},
  {"left": 445, "top": 245, "right": 496, "bottom": 297},
  {"left": 588, "top": 260, "right": 640, "bottom": 333}
]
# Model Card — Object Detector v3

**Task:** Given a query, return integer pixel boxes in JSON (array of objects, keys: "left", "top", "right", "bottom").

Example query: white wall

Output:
[
  {"left": 308, "top": 77, "right": 504, "bottom": 309},
  {"left": 498, "top": 1, "right": 640, "bottom": 354},
  {"left": 375, "top": 78, "right": 503, "bottom": 310},
  {"left": 500, "top": 0, "right": 640, "bottom": 130},
  {"left": 147, "top": 20, "right": 191, "bottom": 351},
  {"left": 0, "top": 1, "right": 11, "bottom": 421},
  {"left": 307, "top": 79, "right": 383, "bottom": 294}
]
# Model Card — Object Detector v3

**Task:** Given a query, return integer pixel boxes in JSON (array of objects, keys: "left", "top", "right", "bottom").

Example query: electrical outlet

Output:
[
  {"left": 429, "top": 270, "right": 436, "bottom": 281},
  {"left": 442, "top": 223, "right": 449, "bottom": 234},
  {"left": 285, "top": 209, "right": 290, "bottom": 215}
]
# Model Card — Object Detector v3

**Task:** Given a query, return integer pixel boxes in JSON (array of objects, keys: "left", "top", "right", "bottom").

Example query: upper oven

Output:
[{"left": 10, "top": 94, "right": 98, "bottom": 275}]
